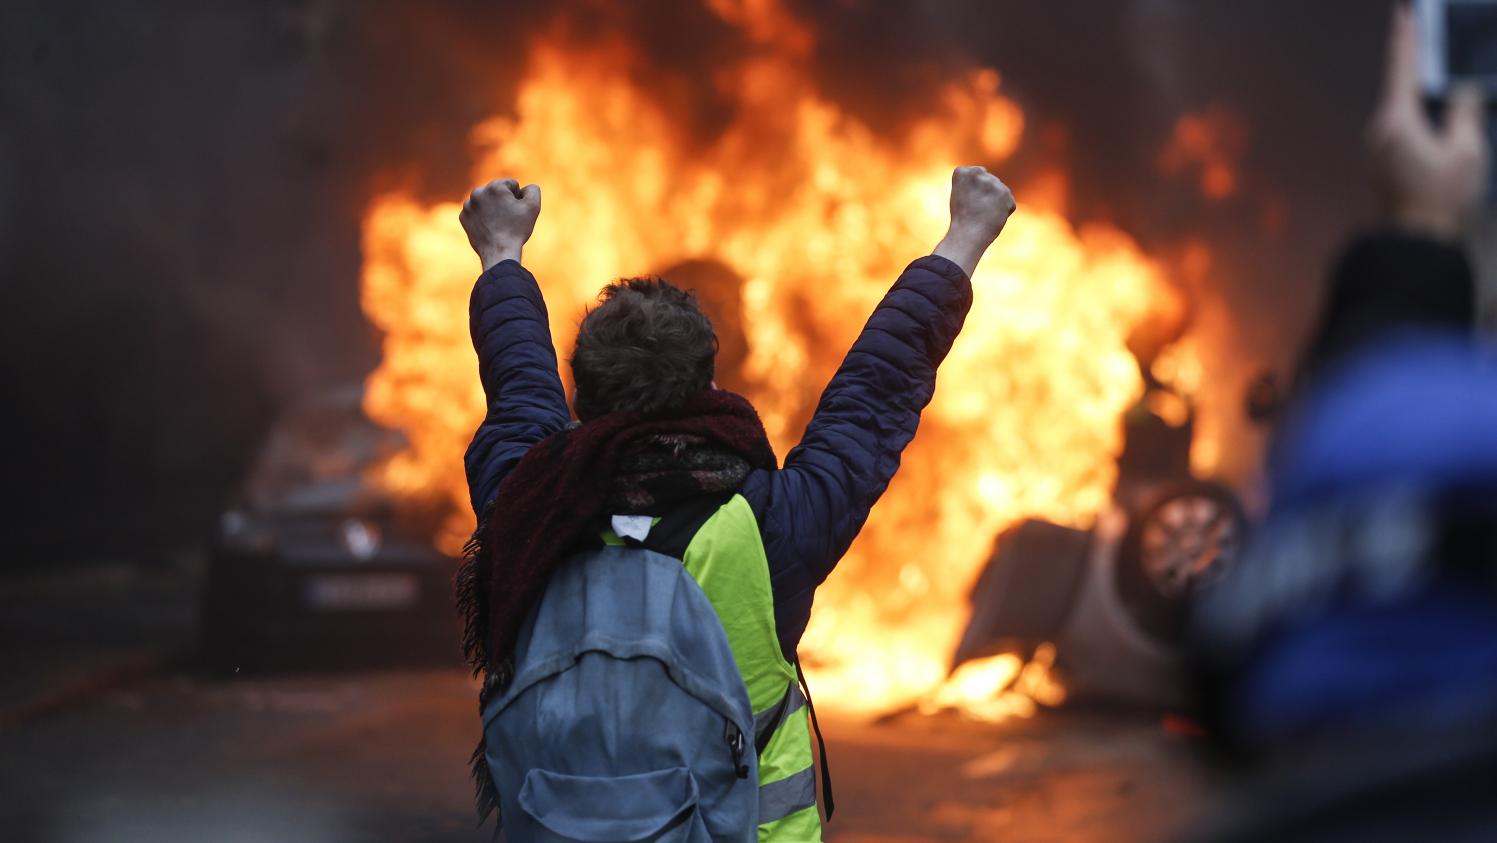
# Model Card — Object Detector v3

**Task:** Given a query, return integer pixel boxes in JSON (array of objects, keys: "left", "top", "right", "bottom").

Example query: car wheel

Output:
[{"left": 1115, "top": 481, "right": 1247, "bottom": 644}]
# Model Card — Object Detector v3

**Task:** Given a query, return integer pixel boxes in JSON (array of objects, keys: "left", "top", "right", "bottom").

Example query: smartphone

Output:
[
  {"left": 1417, "top": 0, "right": 1497, "bottom": 201},
  {"left": 1418, "top": 0, "right": 1497, "bottom": 95}
]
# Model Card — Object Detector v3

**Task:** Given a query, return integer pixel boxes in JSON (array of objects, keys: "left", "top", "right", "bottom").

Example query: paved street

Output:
[{"left": 1, "top": 668, "right": 1219, "bottom": 842}]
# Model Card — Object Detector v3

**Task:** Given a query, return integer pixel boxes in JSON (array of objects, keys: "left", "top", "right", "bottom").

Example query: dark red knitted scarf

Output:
[{"left": 457, "top": 389, "right": 776, "bottom": 821}]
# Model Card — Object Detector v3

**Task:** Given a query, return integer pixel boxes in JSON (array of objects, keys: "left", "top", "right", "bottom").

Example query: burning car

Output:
[
  {"left": 200, "top": 385, "right": 462, "bottom": 671},
  {"left": 953, "top": 352, "right": 1249, "bottom": 709}
]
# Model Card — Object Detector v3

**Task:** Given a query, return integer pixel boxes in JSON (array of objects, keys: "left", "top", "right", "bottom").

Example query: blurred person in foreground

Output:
[
  {"left": 1187, "top": 5, "right": 1497, "bottom": 842},
  {"left": 453, "top": 167, "right": 1014, "bottom": 840}
]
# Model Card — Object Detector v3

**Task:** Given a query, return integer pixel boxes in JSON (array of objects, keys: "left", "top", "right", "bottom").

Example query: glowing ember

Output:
[
  {"left": 1157, "top": 104, "right": 1249, "bottom": 202},
  {"left": 359, "top": 3, "right": 1185, "bottom": 717}
]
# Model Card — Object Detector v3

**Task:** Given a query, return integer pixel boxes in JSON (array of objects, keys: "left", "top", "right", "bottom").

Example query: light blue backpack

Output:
[{"left": 482, "top": 544, "right": 760, "bottom": 842}]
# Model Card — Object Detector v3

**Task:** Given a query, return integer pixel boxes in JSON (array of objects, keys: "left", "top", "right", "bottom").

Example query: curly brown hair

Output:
[{"left": 570, "top": 277, "right": 718, "bottom": 420}]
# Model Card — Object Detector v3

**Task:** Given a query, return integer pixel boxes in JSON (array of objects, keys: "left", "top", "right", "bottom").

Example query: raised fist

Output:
[
  {"left": 933, "top": 166, "right": 1016, "bottom": 278},
  {"left": 460, "top": 178, "right": 542, "bottom": 270},
  {"left": 948, "top": 165, "right": 1016, "bottom": 246}
]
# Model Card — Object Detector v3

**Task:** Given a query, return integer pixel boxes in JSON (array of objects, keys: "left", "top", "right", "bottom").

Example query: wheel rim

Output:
[{"left": 1138, "top": 494, "right": 1239, "bottom": 597}]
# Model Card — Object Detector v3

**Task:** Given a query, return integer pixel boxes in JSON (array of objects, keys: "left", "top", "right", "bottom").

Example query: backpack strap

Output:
[{"left": 796, "top": 658, "right": 835, "bottom": 821}]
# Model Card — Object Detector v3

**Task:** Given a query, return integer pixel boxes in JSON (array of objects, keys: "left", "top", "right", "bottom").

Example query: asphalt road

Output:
[{"left": 0, "top": 668, "right": 1218, "bottom": 843}]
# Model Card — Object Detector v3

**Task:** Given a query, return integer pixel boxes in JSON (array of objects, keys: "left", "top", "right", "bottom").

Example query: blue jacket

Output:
[
  {"left": 464, "top": 256, "right": 973, "bottom": 659},
  {"left": 1229, "top": 334, "right": 1497, "bottom": 742}
]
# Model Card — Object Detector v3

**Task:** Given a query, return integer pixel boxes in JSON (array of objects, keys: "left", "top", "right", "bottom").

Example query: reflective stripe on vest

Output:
[{"left": 681, "top": 495, "right": 823, "bottom": 842}]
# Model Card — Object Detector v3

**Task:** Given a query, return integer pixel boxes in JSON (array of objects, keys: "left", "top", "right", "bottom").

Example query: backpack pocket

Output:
[{"left": 517, "top": 766, "right": 713, "bottom": 843}]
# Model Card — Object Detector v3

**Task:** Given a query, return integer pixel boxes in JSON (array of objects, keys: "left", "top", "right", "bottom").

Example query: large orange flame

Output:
[{"left": 360, "top": 6, "right": 1184, "bottom": 717}]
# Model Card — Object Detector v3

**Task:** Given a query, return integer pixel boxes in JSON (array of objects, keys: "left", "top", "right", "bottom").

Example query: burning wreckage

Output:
[
  {"left": 954, "top": 358, "right": 1248, "bottom": 711},
  {"left": 206, "top": 3, "right": 1259, "bottom": 716},
  {"left": 202, "top": 289, "right": 1248, "bottom": 716}
]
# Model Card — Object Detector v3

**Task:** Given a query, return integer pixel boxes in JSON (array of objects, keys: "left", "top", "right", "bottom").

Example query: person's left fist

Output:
[{"left": 460, "top": 178, "right": 542, "bottom": 270}]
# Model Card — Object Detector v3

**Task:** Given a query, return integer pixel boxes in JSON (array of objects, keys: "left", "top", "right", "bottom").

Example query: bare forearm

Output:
[
  {"left": 477, "top": 242, "right": 524, "bottom": 271},
  {"left": 932, "top": 224, "right": 994, "bottom": 280}
]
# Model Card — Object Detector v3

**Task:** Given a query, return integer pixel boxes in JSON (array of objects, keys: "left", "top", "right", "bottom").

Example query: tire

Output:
[{"left": 1114, "top": 480, "right": 1247, "bottom": 644}]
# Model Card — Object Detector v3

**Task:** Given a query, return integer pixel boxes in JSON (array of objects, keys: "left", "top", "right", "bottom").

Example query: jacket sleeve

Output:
[
  {"left": 463, "top": 259, "right": 572, "bottom": 515},
  {"left": 739, "top": 255, "right": 974, "bottom": 656}
]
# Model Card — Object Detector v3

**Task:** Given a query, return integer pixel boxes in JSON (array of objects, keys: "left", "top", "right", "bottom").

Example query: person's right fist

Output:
[
  {"left": 460, "top": 178, "right": 542, "bottom": 270},
  {"left": 948, "top": 165, "right": 1016, "bottom": 246}
]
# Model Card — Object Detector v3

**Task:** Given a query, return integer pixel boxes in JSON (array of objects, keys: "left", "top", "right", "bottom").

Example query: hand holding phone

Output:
[{"left": 1372, "top": 2, "right": 1490, "bottom": 236}]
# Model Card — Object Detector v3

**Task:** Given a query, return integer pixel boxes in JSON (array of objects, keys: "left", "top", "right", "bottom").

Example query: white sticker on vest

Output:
[{"left": 611, "top": 514, "right": 653, "bottom": 542}]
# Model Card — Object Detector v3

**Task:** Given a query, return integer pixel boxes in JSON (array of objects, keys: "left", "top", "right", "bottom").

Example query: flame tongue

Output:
[{"left": 360, "top": 9, "right": 1182, "bottom": 718}]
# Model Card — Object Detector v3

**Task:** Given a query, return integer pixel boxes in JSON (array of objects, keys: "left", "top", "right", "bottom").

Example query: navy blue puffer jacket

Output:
[{"left": 464, "top": 255, "right": 973, "bottom": 659}]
